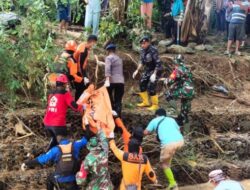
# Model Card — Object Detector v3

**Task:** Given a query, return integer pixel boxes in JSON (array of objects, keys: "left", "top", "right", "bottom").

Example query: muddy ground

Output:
[{"left": 1, "top": 31, "right": 250, "bottom": 189}]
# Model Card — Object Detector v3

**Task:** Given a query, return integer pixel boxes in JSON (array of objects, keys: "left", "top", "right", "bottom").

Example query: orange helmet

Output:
[
  {"left": 56, "top": 74, "right": 68, "bottom": 84},
  {"left": 65, "top": 40, "right": 77, "bottom": 52}
]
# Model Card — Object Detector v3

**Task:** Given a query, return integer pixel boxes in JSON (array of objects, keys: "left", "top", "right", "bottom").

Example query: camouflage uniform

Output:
[
  {"left": 76, "top": 130, "right": 113, "bottom": 190},
  {"left": 166, "top": 59, "right": 194, "bottom": 125}
]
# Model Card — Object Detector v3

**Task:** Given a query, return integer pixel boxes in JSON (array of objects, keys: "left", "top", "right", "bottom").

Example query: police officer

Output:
[
  {"left": 164, "top": 54, "right": 194, "bottom": 126},
  {"left": 133, "top": 36, "right": 163, "bottom": 111},
  {"left": 21, "top": 134, "right": 88, "bottom": 190}
]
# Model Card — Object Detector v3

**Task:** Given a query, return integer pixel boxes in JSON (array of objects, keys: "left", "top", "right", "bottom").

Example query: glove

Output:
[
  {"left": 109, "top": 132, "right": 115, "bottom": 139},
  {"left": 132, "top": 70, "right": 138, "bottom": 79},
  {"left": 150, "top": 73, "right": 156, "bottom": 83},
  {"left": 165, "top": 91, "right": 173, "bottom": 102},
  {"left": 104, "top": 79, "right": 110, "bottom": 87},
  {"left": 112, "top": 110, "right": 118, "bottom": 117},
  {"left": 84, "top": 77, "right": 89, "bottom": 86},
  {"left": 164, "top": 78, "right": 169, "bottom": 86},
  {"left": 21, "top": 163, "right": 27, "bottom": 171}
]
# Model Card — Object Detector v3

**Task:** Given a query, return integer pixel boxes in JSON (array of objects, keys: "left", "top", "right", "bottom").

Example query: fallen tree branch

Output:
[{"left": 17, "top": 133, "right": 34, "bottom": 140}]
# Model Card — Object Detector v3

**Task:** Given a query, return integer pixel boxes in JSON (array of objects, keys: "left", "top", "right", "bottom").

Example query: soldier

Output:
[
  {"left": 164, "top": 54, "right": 194, "bottom": 126},
  {"left": 76, "top": 123, "right": 113, "bottom": 190},
  {"left": 133, "top": 36, "right": 163, "bottom": 111}
]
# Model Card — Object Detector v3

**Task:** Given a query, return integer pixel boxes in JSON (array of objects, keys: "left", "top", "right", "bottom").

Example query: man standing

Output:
[
  {"left": 144, "top": 108, "right": 184, "bottom": 190},
  {"left": 164, "top": 55, "right": 194, "bottom": 126},
  {"left": 209, "top": 169, "right": 244, "bottom": 190},
  {"left": 225, "top": 0, "right": 248, "bottom": 55},
  {"left": 216, "top": 0, "right": 226, "bottom": 34},
  {"left": 74, "top": 35, "right": 98, "bottom": 101},
  {"left": 57, "top": 0, "right": 70, "bottom": 33},
  {"left": 84, "top": 0, "right": 101, "bottom": 35},
  {"left": 133, "top": 36, "right": 162, "bottom": 111}
]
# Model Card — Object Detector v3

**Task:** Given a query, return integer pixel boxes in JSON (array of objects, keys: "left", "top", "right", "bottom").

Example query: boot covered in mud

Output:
[
  {"left": 137, "top": 91, "right": 150, "bottom": 107},
  {"left": 147, "top": 95, "right": 159, "bottom": 111}
]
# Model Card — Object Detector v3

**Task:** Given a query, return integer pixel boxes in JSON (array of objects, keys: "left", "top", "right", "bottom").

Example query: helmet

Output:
[
  {"left": 65, "top": 40, "right": 77, "bottom": 52},
  {"left": 105, "top": 43, "right": 116, "bottom": 50},
  {"left": 56, "top": 74, "right": 68, "bottom": 84},
  {"left": 174, "top": 54, "right": 184, "bottom": 65},
  {"left": 208, "top": 169, "right": 226, "bottom": 183}
]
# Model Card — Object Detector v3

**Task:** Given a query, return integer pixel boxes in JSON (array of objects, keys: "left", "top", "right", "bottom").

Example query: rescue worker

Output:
[
  {"left": 43, "top": 74, "right": 83, "bottom": 151},
  {"left": 21, "top": 133, "right": 88, "bottom": 190},
  {"left": 112, "top": 110, "right": 143, "bottom": 152},
  {"left": 144, "top": 108, "right": 184, "bottom": 190},
  {"left": 74, "top": 35, "right": 98, "bottom": 101},
  {"left": 109, "top": 136, "right": 157, "bottom": 190},
  {"left": 164, "top": 54, "right": 194, "bottom": 126},
  {"left": 104, "top": 43, "right": 125, "bottom": 117},
  {"left": 209, "top": 169, "right": 244, "bottom": 190},
  {"left": 132, "top": 36, "right": 163, "bottom": 111},
  {"left": 53, "top": 40, "right": 82, "bottom": 87},
  {"left": 76, "top": 122, "right": 113, "bottom": 190}
]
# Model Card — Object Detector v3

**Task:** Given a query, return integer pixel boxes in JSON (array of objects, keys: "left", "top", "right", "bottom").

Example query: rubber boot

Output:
[
  {"left": 147, "top": 95, "right": 159, "bottom": 111},
  {"left": 163, "top": 168, "right": 178, "bottom": 190},
  {"left": 137, "top": 91, "right": 150, "bottom": 107}
]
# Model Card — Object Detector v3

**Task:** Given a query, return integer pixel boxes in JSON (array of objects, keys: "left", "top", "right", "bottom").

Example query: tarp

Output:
[{"left": 77, "top": 84, "right": 115, "bottom": 137}]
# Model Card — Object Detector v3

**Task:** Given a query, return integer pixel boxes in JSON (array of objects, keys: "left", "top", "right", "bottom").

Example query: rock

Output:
[
  {"left": 159, "top": 39, "right": 173, "bottom": 46},
  {"left": 166, "top": 44, "right": 187, "bottom": 54},
  {"left": 187, "top": 42, "right": 197, "bottom": 49},
  {"left": 158, "top": 45, "right": 168, "bottom": 54},
  {"left": 152, "top": 32, "right": 166, "bottom": 41},
  {"left": 132, "top": 42, "right": 141, "bottom": 53},
  {"left": 204, "top": 45, "right": 214, "bottom": 51},
  {"left": 195, "top": 44, "right": 206, "bottom": 51},
  {"left": 186, "top": 47, "right": 195, "bottom": 54}
]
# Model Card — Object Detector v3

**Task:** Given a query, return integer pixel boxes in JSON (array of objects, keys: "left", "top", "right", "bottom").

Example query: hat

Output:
[
  {"left": 105, "top": 43, "right": 116, "bottom": 50},
  {"left": 155, "top": 108, "right": 167, "bottom": 117},
  {"left": 140, "top": 36, "right": 150, "bottom": 43},
  {"left": 208, "top": 169, "right": 226, "bottom": 183}
]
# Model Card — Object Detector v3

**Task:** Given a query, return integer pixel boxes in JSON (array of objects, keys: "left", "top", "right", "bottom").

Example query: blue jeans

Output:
[{"left": 85, "top": 8, "right": 100, "bottom": 35}]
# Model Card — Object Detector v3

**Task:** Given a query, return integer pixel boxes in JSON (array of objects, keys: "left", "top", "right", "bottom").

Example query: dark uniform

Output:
[{"left": 139, "top": 45, "right": 162, "bottom": 96}]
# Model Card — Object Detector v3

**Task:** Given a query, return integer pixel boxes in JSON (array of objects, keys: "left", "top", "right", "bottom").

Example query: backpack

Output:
[{"left": 55, "top": 143, "right": 79, "bottom": 176}]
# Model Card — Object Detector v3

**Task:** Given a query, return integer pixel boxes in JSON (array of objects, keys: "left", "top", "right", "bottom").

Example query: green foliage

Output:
[
  {"left": 99, "top": 13, "right": 127, "bottom": 42},
  {"left": 0, "top": 0, "right": 58, "bottom": 105}
]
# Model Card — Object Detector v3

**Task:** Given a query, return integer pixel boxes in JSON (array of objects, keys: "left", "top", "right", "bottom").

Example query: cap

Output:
[
  {"left": 208, "top": 169, "right": 226, "bottom": 183},
  {"left": 155, "top": 108, "right": 167, "bottom": 117},
  {"left": 140, "top": 36, "right": 150, "bottom": 44},
  {"left": 105, "top": 43, "right": 116, "bottom": 50}
]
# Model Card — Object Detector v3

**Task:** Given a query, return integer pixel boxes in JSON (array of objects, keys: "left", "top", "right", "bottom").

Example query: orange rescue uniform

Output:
[{"left": 109, "top": 140, "right": 156, "bottom": 190}]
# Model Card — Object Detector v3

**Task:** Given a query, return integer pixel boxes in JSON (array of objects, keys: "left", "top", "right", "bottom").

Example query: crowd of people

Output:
[
  {"left": 19, "top": 33, "right": 244, "bottom": 190},
  {"left": 16, "top": 0, "right": 248, "bottom": 190}
]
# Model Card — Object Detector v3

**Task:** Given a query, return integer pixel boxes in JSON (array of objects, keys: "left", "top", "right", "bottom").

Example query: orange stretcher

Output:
[{"left": 77, "top": 84, "right": 115, "bottom": 137}]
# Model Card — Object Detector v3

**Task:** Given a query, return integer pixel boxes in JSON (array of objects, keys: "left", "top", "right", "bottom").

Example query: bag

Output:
[{"left": 156, "top": 118, "right": 165, "bottom": 142}]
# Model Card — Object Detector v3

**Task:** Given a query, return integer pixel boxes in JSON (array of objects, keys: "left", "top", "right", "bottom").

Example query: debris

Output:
[
  {"left": 195, "top": 44, "right": 206, "bottom": 51},
  {"left": 15, "top": 122, "right": 28, "bottom": 136},
  {"left": 212, "top": 85, "right": 229, "bottom": 96}
]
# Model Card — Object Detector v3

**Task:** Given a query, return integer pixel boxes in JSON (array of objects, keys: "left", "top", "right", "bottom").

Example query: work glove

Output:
[
  {"left": 21, "top": 163, "right": 27, "bottom": 171},
  {"left": 165, "top": 91, "right": 173, "bottom": 102},
  {"left": 109, "top": 132, "right": 115, "bottom": 139},
  {"left": 150, "top": 73, "right": 156, "bottom": 83},
  {"left": 112, "top": 110, "right": 118, "bottom": 117},
  {"left": 104, "top": 79, "right": 110, "bottom": 87},
  {"left": 84, "top": 77, "right": 90, "bottom": 86},
  {"left": 132, "top": 70, "right": 138, "bottom": 79}
]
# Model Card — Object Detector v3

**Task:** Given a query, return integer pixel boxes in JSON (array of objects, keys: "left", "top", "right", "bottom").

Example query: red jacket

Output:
[{"left": 43, "top": 89, "right": 82, "bottom": 127}]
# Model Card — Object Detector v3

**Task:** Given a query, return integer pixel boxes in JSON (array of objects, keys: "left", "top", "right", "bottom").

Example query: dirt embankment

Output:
[{"left": 1, "top": 49, "right": 250, "bottom": 189}]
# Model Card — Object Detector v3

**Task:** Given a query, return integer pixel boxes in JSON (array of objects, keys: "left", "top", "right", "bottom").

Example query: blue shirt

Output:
[
  {"left": 146, "top": 116, "right": 184, "bottom": 146},
  {"left": 171, "top": 0, "right": 184, "bottom": 17},
  {"left": 215, "top": 180, "right": 244, "bottom": 190},
  {"left": 230, "top": 4, "right": 247, "bottom": 24},
  {"left": 37, "top": 138, "right": 88, "bottom": 183},
  {"left": 142, "top": 0, "right": 153, "bottom": 3}
]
